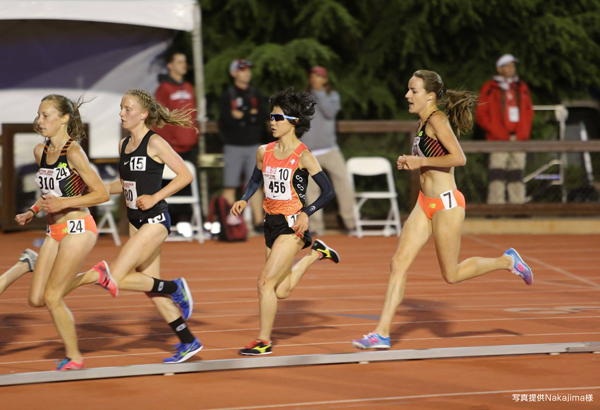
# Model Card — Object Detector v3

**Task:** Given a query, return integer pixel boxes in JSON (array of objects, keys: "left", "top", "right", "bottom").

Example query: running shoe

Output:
[
  {"left": 93, "top": 260, "right": 118, "bottom": 297},
  {"left": 311, "top": 239, "right": 340, "bottom": 263},
  {"left": 53, "top": 357, "right": 84, "bottom": 371},
  {"left": 19, "top": 249, "right": 38, "bottom": 272},
  {"left": 163, "top": 338, "right": 203, "bottom": 364},
  {"left": 172, "top": 278, "right": 193, "bottom": 320},
  {"left": 239, "top": 339, "right": 272, "bottom": 356},
  {"left": 351, "top": 333, "right": 391, "bottom": 350},
  {"left": 505, "top": 248, "right": 533, "bottom": 285}
]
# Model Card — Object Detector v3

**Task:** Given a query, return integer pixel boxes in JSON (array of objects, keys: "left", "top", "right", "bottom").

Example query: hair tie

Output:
[{"left": 441, "top": 87, "right": 447, "bottom": 94}]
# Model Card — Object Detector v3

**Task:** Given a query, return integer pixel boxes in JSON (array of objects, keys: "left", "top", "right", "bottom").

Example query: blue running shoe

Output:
[
  {"left": 163, "top": 338, "right": 203, "bottom": 364},
  {"left": 505, "top": 248, "right": 533, "bottom": 285},
  {"left": 351, "top": 333, "right": 391, "bottom": 350},
  {"left": 172, "top": 278, "right": 193, "bottom": 320}
]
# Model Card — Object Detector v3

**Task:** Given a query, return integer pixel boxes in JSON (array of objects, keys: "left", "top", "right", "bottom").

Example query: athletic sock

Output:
[
  {"left": 150, "top": 278, "right": 177, "bottom": 295},
  {"left": 169, "top": 317, "right": 195, "bottom": 344}
]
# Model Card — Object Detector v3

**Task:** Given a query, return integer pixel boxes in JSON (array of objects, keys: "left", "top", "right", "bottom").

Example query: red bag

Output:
[{"left": 208, "top": 195, "right": 247, "bottom": 242}]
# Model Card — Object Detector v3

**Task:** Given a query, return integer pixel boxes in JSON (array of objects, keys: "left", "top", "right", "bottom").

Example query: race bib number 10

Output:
[{"left": 264, "top": 167, "right": 292, "bottom": 200}]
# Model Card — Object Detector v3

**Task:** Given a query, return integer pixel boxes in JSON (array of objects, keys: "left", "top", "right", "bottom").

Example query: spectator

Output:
[
  {"left": 219, "top": 59, "right": 267, "bottom": 231},
  {"left": 154, "top": 50, "right": 199, "bottom": 223},
  {"left": 476, "top": 54, "right": 534, "bottom": 205},
  {"left": 302, "top": 66, "right": 355, "bottom": 235}
]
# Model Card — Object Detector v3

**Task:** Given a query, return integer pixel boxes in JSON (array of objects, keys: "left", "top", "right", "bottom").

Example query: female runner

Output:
[
  {"left": 15, "top": 94, "right": 110, "bottom": 370},
  {"left": 231, "top": 87, "right": 340, "bottom": 356},
  {"left": 68, "top": 89, "right": 201, "bottom": 364},
  {"left": 352, "top": 70, "right": 533, "bottom": 349}
]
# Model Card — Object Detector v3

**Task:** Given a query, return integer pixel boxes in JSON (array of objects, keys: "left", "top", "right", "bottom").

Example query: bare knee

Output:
[
  {"left": 275, "top": 288, "right": 290, "bottom": 300},
  {"left": 28, "top": 295, "right": 45, "bottom": 308},
  {"left": 390, "top": 258, "right": 408, "bottom": 280},
  {"left": 42, "top": 291, "right": 61, "bottom": 310},
  {"left": 257, "top": 275, "right": 276, "bottom": 296},
  {"left": 441, "top": 270, "right": 459, "bottom": 284}
]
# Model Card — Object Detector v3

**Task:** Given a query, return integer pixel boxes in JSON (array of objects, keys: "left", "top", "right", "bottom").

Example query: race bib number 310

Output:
[{"left": 264, "top": 167, "right": 292, "bottom": 200}]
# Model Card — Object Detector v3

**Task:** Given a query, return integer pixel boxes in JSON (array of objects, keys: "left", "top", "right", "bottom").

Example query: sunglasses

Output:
[{"left": 270, "top": 113, "right": 298, "bottom": 122}]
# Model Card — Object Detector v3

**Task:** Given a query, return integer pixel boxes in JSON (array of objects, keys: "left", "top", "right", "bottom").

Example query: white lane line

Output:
[
  {"left": 466, "top": 236, "right": 600, "bottom": 289},
  {"left": 208, "top": 386, "right": 600, "bottom": 410},
  {"left": 3, "top": 330, "right": 600, "bottom": 366},
  {"left": 3, "top": 316, "right": 600, "bottom": 347},
  {"left": 3, "top": 301, "right": 600, "bottom": 328}
]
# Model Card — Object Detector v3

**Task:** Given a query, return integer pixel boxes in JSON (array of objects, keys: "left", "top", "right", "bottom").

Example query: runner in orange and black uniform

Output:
[
  {"left": 14, "top": 94, "right": 110, "bottom": 370},
  {"left": 231, "top": 87, "right": 341, "bottom": 356},
  {"left": 351, "top": 70, "right": 534, "bottom": 350}
]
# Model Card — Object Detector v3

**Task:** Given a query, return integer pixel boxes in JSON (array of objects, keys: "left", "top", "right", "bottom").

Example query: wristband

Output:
[{"left": 31, "top": 205, "right": 40, "bottom": 215}]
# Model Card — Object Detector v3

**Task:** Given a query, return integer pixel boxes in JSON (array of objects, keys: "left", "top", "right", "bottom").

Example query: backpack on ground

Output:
[{"left": 208, "top": 195, "right": 248, "bottom": 242}]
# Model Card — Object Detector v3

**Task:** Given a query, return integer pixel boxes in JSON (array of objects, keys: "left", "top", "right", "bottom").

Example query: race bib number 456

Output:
[{"left": 264, "top": 167, "right": 292, "bottom": 200}]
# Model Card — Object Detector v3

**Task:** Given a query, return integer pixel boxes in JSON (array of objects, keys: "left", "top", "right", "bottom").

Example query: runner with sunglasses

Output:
[
  {"left": 231, "top": 87, "right": 341, "bottom": 356},
  {"left": 351, "top": 70, "right": 533, "bottom": 350}
]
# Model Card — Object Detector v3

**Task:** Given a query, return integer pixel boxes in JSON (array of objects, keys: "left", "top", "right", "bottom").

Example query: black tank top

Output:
[
  {"left": 411, "top": 110, "right": 450, "bottom": 158},
  {"left": 119, "top": 130, "right": 168, "bottom": 220},
  {"left": 36, "top": 138, "right": 86, "bottom": 198}
]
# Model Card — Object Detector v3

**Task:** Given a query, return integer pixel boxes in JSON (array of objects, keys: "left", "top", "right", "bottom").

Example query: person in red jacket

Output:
[
  {"left": 476, "top": 54, "right": 534, "bottom": 204},
  {"left": 155, "top": 50, "right": 199, "bottom": 223}
]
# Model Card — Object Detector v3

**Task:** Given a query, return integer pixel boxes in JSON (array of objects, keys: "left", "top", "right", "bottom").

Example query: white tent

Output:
[{"left": 0, "top": 0, "right": 205, "bottom": 158}]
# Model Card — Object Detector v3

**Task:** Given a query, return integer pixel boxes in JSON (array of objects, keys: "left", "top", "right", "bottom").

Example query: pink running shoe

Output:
[
  {"left": 94, "top": 260, "right": 118, "bottom": 297},
  {"left": 53, "top": 357, "right": 84, "bottom": 371}
]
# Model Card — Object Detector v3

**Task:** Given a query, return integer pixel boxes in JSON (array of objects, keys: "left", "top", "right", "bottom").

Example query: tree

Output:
[{"left": 196, "top": 0, "right": 600, "bottom": 120}]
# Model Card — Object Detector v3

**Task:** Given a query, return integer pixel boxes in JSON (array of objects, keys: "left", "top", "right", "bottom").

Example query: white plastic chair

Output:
[
  {"left": 163, "top": 160, "right": 204, "bottom": 243},
  {"left": 89, "top": 163, "right": 121, "bottom": 246},
  {"left": 346, "top": 157, "right": 401, "bottom": 238}
]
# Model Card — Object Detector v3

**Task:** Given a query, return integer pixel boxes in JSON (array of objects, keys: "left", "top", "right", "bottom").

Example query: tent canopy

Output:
[
  {"left": 0, "top": 0, "right": 196, "bottom": 31},
  {"left": 0, "top": 0, "right": 202, "bottom": 158}
]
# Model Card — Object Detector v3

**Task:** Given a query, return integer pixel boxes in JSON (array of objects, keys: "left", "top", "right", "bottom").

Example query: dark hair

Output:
[
  {"left": 33, "top": 94, "right": 88, "bottom": 142},
  {"left": 413, "top": 70, "right": 478, "bottom": 136},
  {"left": 126, "top": 89, "right": 197, "bottom": 130},
  {"left": 269, "top": 87, "right": 316, "bottom": 138},
  {"left": 163, "top": 49, "right": 186, "bottom": 65}
]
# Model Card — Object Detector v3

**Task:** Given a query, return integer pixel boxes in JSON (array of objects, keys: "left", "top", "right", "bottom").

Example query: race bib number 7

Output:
[
  {"left": 440, "top": 190, "right": 458, "bottom": 211},
  {"left": 123, "top": 180, "right": 138, "bottom": 209},
  {"left": 264, "top": 167, "right": 292, "bottom": 200}
]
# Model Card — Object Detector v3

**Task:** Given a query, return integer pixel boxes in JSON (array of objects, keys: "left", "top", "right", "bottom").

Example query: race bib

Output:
[
  {"left": 509, "top": 106, "right": 520, "bottom": 123},
  {"left": 148, "top": 213, "right": 166, "bottom": 224},
  {"left": 264, "top": 167, "right": 292, "bottom": 200},
  {"left": 67, "top": 219, "right": 86, "bottom": 234},
  {"left": 286, "top": 213, "right": 300, "bottom": 228},
  {"left": 36, "top": 168, "right": 62, "bottom": 197},
  {"left": 128, "top": 157, "right": 146, "bottom": 171},
  {"left": 55, "top": 166, "right": 71, "bottom": 181},
  {"left": 123, "top": 180, "right": 138, "bottom": 209},
  {"left": 440, "top": 190, "right": 458, "bottom": 211}
]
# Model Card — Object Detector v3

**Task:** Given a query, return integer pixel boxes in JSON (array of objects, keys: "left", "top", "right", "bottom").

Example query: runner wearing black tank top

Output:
[
  {"left": 13, "top": 94, "right": 110, "bottom": 370},
  {"left": 67, "top": 89, "right": 203, "bottom": 364},
  {"left": 352, "top": 70, "right": 534, "bottom": 350}
]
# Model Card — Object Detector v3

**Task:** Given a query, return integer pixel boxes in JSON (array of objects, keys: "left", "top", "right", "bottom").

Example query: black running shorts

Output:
[
  {"left": 264, "top": 214, "right": 312, "bottom": 250},
  {"left": 129, "top": 211, "right": 171, "bottom": 234}
]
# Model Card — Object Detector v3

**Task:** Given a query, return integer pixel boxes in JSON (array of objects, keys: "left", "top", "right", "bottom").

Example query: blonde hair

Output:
[
  {"left": 33, "top": 94, "right": 87, "bottom": 142},
  {"left": 126, "top": 89, "right": 197, "bottom": 130},
  {"left": 413, "top": 70, "right": 478, "bottom": 136}
]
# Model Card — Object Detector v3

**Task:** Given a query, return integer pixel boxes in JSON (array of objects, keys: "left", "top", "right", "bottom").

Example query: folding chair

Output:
[
  {"left": 346, "top": 157, "right": 401, "bottom": 238},
  {"left": 89, "top": 163, "right": 121, "bottom": 246},
  {"left": 163, "top": 160, "right": 204, "bottom": 243}
]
